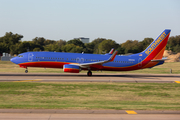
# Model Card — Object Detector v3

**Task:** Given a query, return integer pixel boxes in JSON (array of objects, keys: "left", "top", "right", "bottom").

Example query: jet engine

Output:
[{"left": 63, "top": 64, "right": 80, "bottom": 73}]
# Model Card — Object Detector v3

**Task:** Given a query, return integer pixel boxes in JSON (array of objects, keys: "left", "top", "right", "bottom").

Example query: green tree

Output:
[
  {"left": 61, "top": 44, "right": 76, "bottom": 52},
  {"left": 167, "top": 35, "right": 180, "bottom": 52},
  {"left": 44, "top": 44, "right": 61, "bottom": 52},
  {"left": 84, "top": 43, "right": 94, "bottom": 53},
  {"left": 91, "top": 38, "right": 106, "bottom": 45},
  {"left": 33, "top": 48, "right": 41, "bottom": 51},
  {"left": 1, "top": 32, "right": 23, "bottom": 45},
  {"left": 10, "top": 41, "right": 32, "bottom": 55},
  {"left": 32, "top": 37, "right": 46, "bottom": 46},
  {"left": 67, "top": 39, "right": 85, "bottom": 48},
  {"left": 56, "top": 40, "right": 66, "bottom": 48},
  {"left": 70, "top": 46, "right": 84, "bottom": 53},
  {"left": 140, "top": 38, "right": 154, "bottom": 50},
  {"left": 0, "top": 42, "right": 8, "bottom": 54},
  {"left": 98, "top": 39, "right": 119, "bottom": 54},
  {"left": 9, "top": 43, "right": 19, "bottom": 55},
  {"left": 173, "top": 44, "right": 180, "bottom": 53},
  {"left": 121, "top": 40, "right": 142, "bottom": 54},
  {"left": 0, "top": 32, "right": 23, "bottom": 53},
  {"left": 44, "top": 39, "right": 56, "bottom": 45},
  {"left": 117, "top": 44, "right": 125, "bottom": 54},
  {"left": 91, "top": 38, "right": 106, "bottom": 54}
]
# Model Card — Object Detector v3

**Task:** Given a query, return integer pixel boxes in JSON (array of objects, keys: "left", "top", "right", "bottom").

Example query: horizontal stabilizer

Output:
[{"left": 151, "top": 58, "right": 169, "bottom": 62}]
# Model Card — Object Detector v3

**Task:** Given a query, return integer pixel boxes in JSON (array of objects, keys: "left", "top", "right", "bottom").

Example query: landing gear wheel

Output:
[
  {"left": 87, "top": 71, "right": 92, "bottom": 76},
  {"left": 25, "top": 70, "right": 28, "bottom": 73}
]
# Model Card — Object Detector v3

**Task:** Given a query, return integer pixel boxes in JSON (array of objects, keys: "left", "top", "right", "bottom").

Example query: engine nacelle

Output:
[{"left": 63, "top": 64, "right": 80, "bottom": 73}]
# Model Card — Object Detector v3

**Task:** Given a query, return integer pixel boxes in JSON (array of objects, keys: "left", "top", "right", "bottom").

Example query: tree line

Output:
[{"left": 0, "top": 32, "right": 180, "bottom": 56}]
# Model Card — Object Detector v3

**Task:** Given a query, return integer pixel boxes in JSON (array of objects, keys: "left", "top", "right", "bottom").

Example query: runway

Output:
[
  {"left": 0, "top": 113, "right": 180, "bottom": 120},
  {"left": 0, "top": 73, "right": 180, "bottom": 83},
  {"left": 0, "top": 109, "right": 180, "bottom": 120}
]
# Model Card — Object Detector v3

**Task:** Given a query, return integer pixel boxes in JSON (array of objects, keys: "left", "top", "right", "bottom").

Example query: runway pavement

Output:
[
  {"left": 0, "top": 73, "right": 180, "bottom": 83},
  {"left": 1, "top": 109, "right": 180, "bottom": 114},
  {"left": 0, "top": 113, "right": 180, "bottom": 120},
  {"left": 0, "top": 109, "right": 180, "bottom": 120}
]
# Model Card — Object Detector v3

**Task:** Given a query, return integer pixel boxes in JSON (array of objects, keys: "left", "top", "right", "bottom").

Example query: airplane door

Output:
[
  {"left": 76, "top": 57, "right": 84, "bottom": 63},
  {"left": 138, "top": 58, "right": 142, "bottom": 67},
  {"left": 76, "top": 57, "right": 80, "bottom": 63},
  {"left": 28, "top": 53, "right": 33, "bottom": 62}
]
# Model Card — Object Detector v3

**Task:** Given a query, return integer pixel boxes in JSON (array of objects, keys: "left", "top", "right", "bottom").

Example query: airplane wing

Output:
[{"left": 71, "top": 50, "right": 118, "bottom": 68}]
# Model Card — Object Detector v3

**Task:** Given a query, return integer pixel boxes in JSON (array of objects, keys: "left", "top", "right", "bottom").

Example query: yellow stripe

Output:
[
  {"left": 175, "top": 81, "right": 180, "bottom": 83},
  {"left": 126, "top": 111, "right": 137, "bottom": 114},
  {"left": 13, "top": 79, "right": 42, "bottom": 82}
]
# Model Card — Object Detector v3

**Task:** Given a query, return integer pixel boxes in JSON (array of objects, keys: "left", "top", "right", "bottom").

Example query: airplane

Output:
[{"left": 11, "top": 29, "right": 171, "bottom": 76}]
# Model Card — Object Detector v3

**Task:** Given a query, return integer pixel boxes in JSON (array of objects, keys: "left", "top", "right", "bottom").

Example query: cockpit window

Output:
[{"left": 18, "top": 55, "right": 23, "bottom": 58}]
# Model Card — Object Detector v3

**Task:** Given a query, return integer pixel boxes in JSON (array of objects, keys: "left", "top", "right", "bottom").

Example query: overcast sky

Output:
[{"left": 0, "top": 0, "right": 180, "bottom": 44}]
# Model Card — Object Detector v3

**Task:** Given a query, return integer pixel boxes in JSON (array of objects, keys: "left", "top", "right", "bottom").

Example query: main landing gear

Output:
[
  {"left": 25, "top": 68, "right": 28, "bottom": 73},
  {"left": 87, "top": 70, "right": 92, "bottom": 76}
]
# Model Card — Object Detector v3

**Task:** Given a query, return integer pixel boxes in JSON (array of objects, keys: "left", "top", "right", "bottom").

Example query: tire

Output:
[
  {"left": 87, "top": 71, "right": 92, "bottom": 76},
  {"left": 25, "top": 70, "right": 28, "bottom": 73}
]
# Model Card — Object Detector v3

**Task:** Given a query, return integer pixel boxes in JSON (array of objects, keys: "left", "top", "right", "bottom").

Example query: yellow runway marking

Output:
[
  {"left": 175, "top": 81, "right": 180, "bottom": 83},
  {"left": 126, "top": 111, "right": 137, "bottom": 114},
  {"left": 14, "top": 79, "right": 42, "bottom": 82}
]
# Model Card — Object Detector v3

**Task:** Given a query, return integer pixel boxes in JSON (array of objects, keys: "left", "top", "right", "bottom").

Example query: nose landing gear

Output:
[{"left": 25, "top": 69, "right": 28, "bottom": 73}]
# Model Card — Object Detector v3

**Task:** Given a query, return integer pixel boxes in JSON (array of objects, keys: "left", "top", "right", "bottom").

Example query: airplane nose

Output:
[
  {"left": 10, "top": 57, "right": 16, "bottom": 64},
  {"left": 10, "top": 58, "right": 14, "bottom": 63}
]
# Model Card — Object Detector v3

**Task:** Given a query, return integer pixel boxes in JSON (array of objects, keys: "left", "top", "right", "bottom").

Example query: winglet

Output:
[
  {"left": 105, "top": 48, "right": 114, "bottom": 55},
  {"left": 108, "top": 50, "right": 118, "bottom": 62},
  {"left": 109, "top": 48, "right": 114, "bottom": 54}
]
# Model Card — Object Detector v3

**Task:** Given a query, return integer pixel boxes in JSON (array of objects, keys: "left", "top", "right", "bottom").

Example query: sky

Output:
[{"left": 0, "top": 0, "right": 180, "bottom": 44}]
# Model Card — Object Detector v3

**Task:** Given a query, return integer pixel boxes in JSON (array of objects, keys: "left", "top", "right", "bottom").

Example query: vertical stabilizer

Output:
[{"left": 142, "top": 29, "right": 171, "bottom": 60}]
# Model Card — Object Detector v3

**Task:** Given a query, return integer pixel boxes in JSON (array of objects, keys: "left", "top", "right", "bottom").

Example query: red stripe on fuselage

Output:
[{"left": 19, "top": 61, "right": 69, "bottom": 68}]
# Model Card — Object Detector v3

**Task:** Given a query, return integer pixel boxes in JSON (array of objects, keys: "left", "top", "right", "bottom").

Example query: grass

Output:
[
  {"left": 0, "top": 61, "right": 180, "bottom": 74},
  {"left": 0, "top": 61, "right": 180, "bottom": 110},
  {"left": 0, "top": 82, "right": 180, "bottom": 110}
]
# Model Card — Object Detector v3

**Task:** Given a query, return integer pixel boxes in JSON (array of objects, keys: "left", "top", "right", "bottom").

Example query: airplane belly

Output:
[{"left": 19, "top": 61, "right": 66, "bottom": 68}]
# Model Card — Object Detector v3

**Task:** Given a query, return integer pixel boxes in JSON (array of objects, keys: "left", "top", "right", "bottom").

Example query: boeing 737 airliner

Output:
[{"left": 11, "top": 29, "right": 171, "bottom": 76}]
